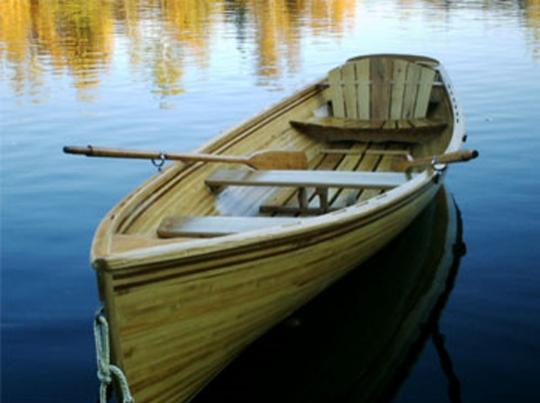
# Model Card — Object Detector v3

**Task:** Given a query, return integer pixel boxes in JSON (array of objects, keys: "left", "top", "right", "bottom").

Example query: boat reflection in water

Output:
[{"left": 193, "top": 187, "right": 465, "bottom": 403}]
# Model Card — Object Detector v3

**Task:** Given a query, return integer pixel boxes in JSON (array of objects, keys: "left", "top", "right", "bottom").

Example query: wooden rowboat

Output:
[{"left": 81, "top": 54, "right": 475, "bottom": 402}]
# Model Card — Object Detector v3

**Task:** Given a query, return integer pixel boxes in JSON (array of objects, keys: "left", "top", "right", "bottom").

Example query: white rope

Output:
[{"left": 94, "top": 308, "right": 134, "bottom": 403}]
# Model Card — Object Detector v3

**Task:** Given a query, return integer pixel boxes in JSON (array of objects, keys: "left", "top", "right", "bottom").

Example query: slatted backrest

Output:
[{"left": 328, "top": 57, "right": 437, "bottom": 121}]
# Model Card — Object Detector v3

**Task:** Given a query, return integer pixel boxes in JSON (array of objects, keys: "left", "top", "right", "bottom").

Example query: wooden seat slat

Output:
[
  {"left": 356, "top": 60, "right": 371, "bottom": 119},
  {"left": 371, "top": 58, "right": 393, "bottom": 120},
  {"left": 390, "top": 60, "right": 408, "bottom": 119},
  {"left": 328, "top": 67, "right": 345, "bottom": 118},
  {"left": 158, "top": 216, "right": 302, "bottom": 238},
  {"left": 343, "top": 63, "right": 359, "bottom": 119},
  {"left": 415, "top": 67, "right": 437, "bottom": 117},
  {"left": 402, "top": 63, "right": 423, "bottom": 118},
  {"left": 206, "top": 169, "right": 411, "bottom": 190}
]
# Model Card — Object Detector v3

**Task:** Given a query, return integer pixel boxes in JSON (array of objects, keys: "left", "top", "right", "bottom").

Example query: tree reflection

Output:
[
  {"left": 0, "top": 0, "right": 113, "bottom": 101},
  {"left": 0, "top": 0, "right": 538, "bottom": 102},
  {"left": 523, "top": 0, "right": 540, "bottom": 59}
]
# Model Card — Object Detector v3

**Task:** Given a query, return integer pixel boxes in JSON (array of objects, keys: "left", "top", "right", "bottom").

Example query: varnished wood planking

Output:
[
  {"left": 328, "top": 60, "right": 370, "bottom": 120},
  {"left": 402, "top": 63, "right": 422, "bottom": 118},
  {"left": 111, "top": 234, "right": 183, "bottom": 253},
  {"left": 370, "top": 58, "right": 393, "bottom": 120},
  {"left": 328, "top": 67, "right": 345, "bottom": 118},
  {"left": 414, "top": 67, "right": 437, "bottom": 118},
  {"left": 128, "top": 263, "right": 348, "bottom": 402},
  {"left": 390, "top": 60, "right": 408, "bottom": 119},
  {"left": 157, "top": 216, "right": 303, "bottom": 238},
  {"left": 342, "top": 62, "right": 359, "bottom": 119},
  {"left": 356, "top": 59, "right": 371, "bottom": 119}
]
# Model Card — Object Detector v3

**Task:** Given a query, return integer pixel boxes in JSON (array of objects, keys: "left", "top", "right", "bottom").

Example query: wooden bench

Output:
[
  {"left": 157, "top": 216, "right": 302, "bottom": 238},
  {"left": 293, "top": 56, "right": 442, "bottom": 144},
  {"left": 290, "top": 116, "right": 447, "bottom": 143},
  {"left": 206, "top": 169, "right": 413, "bottom": 213},
  {"left": 328, "top": 57, "right": 438, "bottom": 120}
]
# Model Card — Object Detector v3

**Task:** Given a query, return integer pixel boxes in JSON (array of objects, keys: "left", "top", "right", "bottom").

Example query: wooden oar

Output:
[
  {"left": 393, "top": 149, "right": 479, "bottom": 171},
  {"left": 63, "top": 145, "right": 308, "bottom": 170}
]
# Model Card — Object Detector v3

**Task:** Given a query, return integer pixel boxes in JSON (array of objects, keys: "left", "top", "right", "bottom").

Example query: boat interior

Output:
[{"left": 106, "top": 55, "right": 455, "bottom": 253}]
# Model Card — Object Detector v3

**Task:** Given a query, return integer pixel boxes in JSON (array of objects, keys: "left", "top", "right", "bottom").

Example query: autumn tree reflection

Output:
[
  {"left": 1, "top": 0, "right": 538, "bottom": 102},
  {"left": 523, "top": 0, "right": 540, "bottom": 59},
  {"left": 0, "top": 0, "right": 355, "bottom": 100},
  {"left": 0, "top": 0, "right": 113, "bottom": 101},
  {"left": 226, "top": 0, "right": 355, "bottom": 84}
]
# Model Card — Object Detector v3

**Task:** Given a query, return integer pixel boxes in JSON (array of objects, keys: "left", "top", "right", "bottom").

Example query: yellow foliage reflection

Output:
[
  {"left": 232, "top": 0, "right": 356, "bottom": 83},
  {"left": 0, "top": 0, "right": 113, "bottom": 101},
  {"left": 0, "top": 0, "right": 357, "bottom": 101},
  {"left": 524, "top": 0, "right": 540, "bottom": 59},
  {"left": 1, "top": 0, "right": 539, "bottom": 102}
]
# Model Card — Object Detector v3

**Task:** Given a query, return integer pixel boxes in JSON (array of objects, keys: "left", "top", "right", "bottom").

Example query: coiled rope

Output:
[{"left": 94, "top": 307, "right": 134, "bottom": 403}]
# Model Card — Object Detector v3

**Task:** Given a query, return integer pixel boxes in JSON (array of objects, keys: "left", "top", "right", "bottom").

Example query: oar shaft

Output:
[
  {"left": 63, "top": 145, "right": 246, "bottom": 164},
  {"left": 64, "top": 145, "right": 161, "bottom": 159}
]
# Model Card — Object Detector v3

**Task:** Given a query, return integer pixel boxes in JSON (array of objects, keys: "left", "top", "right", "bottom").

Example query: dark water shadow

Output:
[{"left": 192, "top": 186, "right": 465, "bottom": 403}]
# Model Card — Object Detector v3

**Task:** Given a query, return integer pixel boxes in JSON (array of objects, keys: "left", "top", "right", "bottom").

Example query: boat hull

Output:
[{"left": 100, "top": 181, "right": 441, "bottom": 402}]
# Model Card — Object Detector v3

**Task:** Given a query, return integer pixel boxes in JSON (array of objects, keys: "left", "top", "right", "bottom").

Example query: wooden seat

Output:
[
  {"left": 206, "top": 169, "right": 414, "bottom": 213},
  {"left": 206, "top": 169, "right": 410, "bottom": 189},
  {"left": 329, "top": 57, "right": 437, "bottom": 120},
  {"left": 293, "top": 57, "right": 440, "bottom": 143},
  {"left": 290, "top": 116, "right": 447, "bottom": 143},
  {"left": 157, "top": 216, "right": 302, "bottom": 238}
]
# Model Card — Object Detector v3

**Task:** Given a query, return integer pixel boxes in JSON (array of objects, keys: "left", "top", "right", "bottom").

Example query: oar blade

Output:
[{"left": 248, "top": 150, "right": 308, "bottom": 170}]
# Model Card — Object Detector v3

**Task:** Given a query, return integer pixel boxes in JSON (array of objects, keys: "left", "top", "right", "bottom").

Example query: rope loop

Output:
[
  {"left": 94, "top": 307, "right": 134, "bottom": 403},
  {"left": 151, "top": 153, "right": 166, "bottom": 172}
]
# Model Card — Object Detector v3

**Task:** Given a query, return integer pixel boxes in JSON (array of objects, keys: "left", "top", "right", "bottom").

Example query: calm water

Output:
[{"left": 1, "top": 0, "right": 539, "bottom": 401}]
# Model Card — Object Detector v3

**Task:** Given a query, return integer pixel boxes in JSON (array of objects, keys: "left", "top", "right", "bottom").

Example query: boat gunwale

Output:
[{"left": 347, "top": 53, "right": 441, "bottom": 67}]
